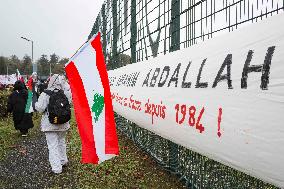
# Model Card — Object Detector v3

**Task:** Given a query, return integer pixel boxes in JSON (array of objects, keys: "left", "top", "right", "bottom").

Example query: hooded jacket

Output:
[
  {"left": 7, "top": 80, "right": 34, "bottom": 130},
  {"left": 35, "top": 74, "right": 72, "bottom": 132}
]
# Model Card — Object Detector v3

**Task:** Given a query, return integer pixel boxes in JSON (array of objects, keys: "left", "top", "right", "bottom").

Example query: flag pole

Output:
[
  {"left": 66, "top": 33, "right": 100, "bottom": 68},
  {"left": 69, "top": 40, "right": 89, "bottom": 60},
  {"left": 65, "top": 39, "right": 89, "bottom": 68},
  {"left": 69, "top": 32, "right": 100, "bottom": 61}
]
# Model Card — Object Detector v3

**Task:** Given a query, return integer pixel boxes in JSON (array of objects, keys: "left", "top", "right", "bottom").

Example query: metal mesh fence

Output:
[{"left": 89, "top": 0, "right": 283, "bottom": 188}]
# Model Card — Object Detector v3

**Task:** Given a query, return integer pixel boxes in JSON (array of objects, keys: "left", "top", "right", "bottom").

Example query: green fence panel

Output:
[{"left": 89, "top": 1, "right": 284, "bottom": 188}]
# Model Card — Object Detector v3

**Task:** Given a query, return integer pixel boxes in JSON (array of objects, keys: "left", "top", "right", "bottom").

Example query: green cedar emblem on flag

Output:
[{"left": 92, "top": 93, "right": 104, "bottom": 122}]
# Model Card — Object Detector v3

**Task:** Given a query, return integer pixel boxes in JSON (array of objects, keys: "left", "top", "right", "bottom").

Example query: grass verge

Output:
[
  {"left": 0, "top": 111, "right": 184, "bottom": 188},
  {"left": 59, "top": 115, "right": 185, "bottom": 189},
  {"left": 0, "top": 113, "right": 41, "bottom": 161}
]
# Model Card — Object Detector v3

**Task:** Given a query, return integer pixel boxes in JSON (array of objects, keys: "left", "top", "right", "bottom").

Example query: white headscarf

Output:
[
  {"left": 47, "top": 74, "right": 68, "bottom": 90},
  {"left": 31, "top": 72, "right": 38, "bottom": 82}
]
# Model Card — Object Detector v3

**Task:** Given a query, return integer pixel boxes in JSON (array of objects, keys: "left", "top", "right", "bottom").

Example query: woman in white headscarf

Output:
[{"left": 35, "top": 74, "right": 72, "bottom": 174}]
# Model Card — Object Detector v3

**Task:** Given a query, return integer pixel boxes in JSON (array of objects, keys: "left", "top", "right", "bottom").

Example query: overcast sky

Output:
[{"left": 0, "top": 0, "right": 104, "bottom": 61}]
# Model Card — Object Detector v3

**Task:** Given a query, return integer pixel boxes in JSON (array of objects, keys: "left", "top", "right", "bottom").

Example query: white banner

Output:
[
  {"left": 0, "top": 74, "right": 17, "bottom": 85},
  {"left": 108, "top": 14, "right": 284, "bottom": 187}
]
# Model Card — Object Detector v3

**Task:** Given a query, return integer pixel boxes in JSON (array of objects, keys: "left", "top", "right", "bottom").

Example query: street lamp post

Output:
[
  {"left": 21, "top": 36, "right": 36, "bottom": 73},
  {"left": 50, "top": 62, "right": 52, "bottom": 77}
]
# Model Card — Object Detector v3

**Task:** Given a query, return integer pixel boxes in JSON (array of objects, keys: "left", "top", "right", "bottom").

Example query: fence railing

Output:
[{"left": 89, "top": 0, "right": 283, "bottom": 188}]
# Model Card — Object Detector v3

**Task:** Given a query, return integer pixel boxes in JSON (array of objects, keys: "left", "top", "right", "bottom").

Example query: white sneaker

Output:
[
  {"left": 52, "top": 170, "right": 62, "bottom": 174},
  {"left": 61, "top": 161, "right": 68, "bottom": 167}
]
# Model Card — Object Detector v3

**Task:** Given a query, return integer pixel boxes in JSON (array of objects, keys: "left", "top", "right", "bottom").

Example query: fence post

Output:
[
  {"left": 130, "top": 0, "right": 137, "bottom": 63},
  {"left": 168, "top": 0, "right": 180, "bottom": 173},
  {"left": 112, "top": 0, "right": 119, "bottom": 68},
  {"left": 88, "top": 15, "right": 101, "bottom": 40},
  {"left": 102, "top": 4, "right": 107, "bottom": 61},
  {"left": 170, "top": 0, "right": 180, "bottom": 52}
]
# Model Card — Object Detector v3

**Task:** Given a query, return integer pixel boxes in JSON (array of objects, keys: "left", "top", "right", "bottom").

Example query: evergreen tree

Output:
[
  {"left": 9, "top": 55, "right": 21, "bottom": 74},
  {"left": 37, "top": 54, "right": 49, "bottom": 76},
  {"left": 49, "top": 53, "right": 59, "bottom": 64},
  {"left": 49, "top": 53, "right": 59, "bottom": 75},
  {"left": 53, "top": 58, "right": 68, "bottom": 74},
  {"left": 20, "top": 55, "right": 32, "bottom": 75},
  {"left": 0, "top": 56, "right": 7, "bottom": 75}
]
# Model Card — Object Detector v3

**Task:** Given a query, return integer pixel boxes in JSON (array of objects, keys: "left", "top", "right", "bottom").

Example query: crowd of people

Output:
[
  {"left": 0, "top": 83, "right": 14, "bottom": 91},
  {"left": 6, "top": 73, "right": 72, "bottom": 174}
]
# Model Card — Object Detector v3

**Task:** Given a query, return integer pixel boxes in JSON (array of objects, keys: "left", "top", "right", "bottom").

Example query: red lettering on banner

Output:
[
  {"left": 124, "top": 97, "right": 128, "bottom": 106},
  {"left": 175, "top": 104, "right": 215, "bottom": 135},
  {"left": 188, "top": 106, "right": 196, "bottom": 126},
  {"left": 175, "top": 104, "right": 186, "bottom": 124},
  {"left": 145, "top": 99, "right": 166, "bottom": 124},
  {"left": 111, "top": 92, "right": 142, "bottom": 112},
  {"left": 217, "top": 108, "right": 222, "bottom": 137},
  {"left": 196, "top": 107, "right": 205, "bottom": 133},
  {"left": 111, "top": 92, "right": 222, "bottom": 137}
]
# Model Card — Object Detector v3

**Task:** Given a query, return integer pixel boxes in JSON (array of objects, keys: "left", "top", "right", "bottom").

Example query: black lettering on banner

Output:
[
  {"left": 109, "top": 76, "right": 116, "bottom": 86},
  {"left": 132, "top": 72, "right": 140, "bottom": 87},
  {"left": 129, "top": 73, "right": 135, "bottom": 86},
  {"left": 126, "top": 74, "right": 131, "bottom": 87},
  {"left": 168, "top": 63, "right": 181, "bottom": 87},
  {"left": 121, "top": 74, "right": 127, "bottom": 86},
  {"left": 150, "top": 68, "right": 161, "bottom": 87},
  {"left": 131, "top": 73, "right": 136, "bottom": 87},
  {"left": 130, "top": 73, "right": 135, "bottom": 86},
  {"left": 115, "top": 76, "right": 119, "bottom": 86},
  {"left": 158, "top": 66, "right": 170, "bottom": 87},
  {"left": 113, "top": 72, "right": 141, "bottom": 87},
  {"left": 212, "top": 54, "right": 233, "bottom": 89},
  {"left": 118, "top": 74, "right": 126, "bottom": 86},
  {"left": 241, "top": 50, "right": 255, "bottom": 89},
  {"left": 241, "top": 46, "right": 275, "bottom": 90},
  {"left": 182, "top": 61, "right": 192, "bottom": 88},
  {"left": 116, "top": 75, "right": 121, "bottom": 86},
  {"left": 261, "top": 46, "right": 275, "bottom": 90},
  {"left": 195, "top": 59, "right": 208, "bottom": 88},
  {"left": 125, "top": 74, "right": 129, "bottom": 86},
  {"left": 142, "top": 69, "right": 152, "bottom": 87}
]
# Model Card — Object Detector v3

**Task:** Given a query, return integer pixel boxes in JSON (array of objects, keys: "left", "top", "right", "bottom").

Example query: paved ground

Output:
[
  {"left": 0, "top": 126, "right": 185, "bottom": 189},
  {"left": 0, "top": 132, "right": 76, "bottom": 189}
]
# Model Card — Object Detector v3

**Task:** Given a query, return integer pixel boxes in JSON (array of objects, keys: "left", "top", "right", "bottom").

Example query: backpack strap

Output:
[
  {"left": 43, "top": 89, "right": 54, "bottom": 113},
  {"left": 43, "top": 89, "right": 53, "bottom": 96},
  {"left": 43, "top": 88, "right": 61, "bottom": 96}
]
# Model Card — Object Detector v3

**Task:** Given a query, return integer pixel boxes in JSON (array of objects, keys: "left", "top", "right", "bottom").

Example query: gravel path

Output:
[
  {"left": 0, "top": 132, "right": 76, "bottom": 189},
  {"left": 0, "top": 126, "right": 184, "bottom": 189}
]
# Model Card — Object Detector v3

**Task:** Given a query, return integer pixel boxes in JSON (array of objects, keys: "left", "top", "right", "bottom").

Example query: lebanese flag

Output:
[{"left": 65, "top": 32, "right": 119, "bottom": 164}]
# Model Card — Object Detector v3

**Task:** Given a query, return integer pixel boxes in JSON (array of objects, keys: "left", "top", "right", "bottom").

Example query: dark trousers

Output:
[{"left": 19, "top": 129, "right": 28, "bottom": 135}]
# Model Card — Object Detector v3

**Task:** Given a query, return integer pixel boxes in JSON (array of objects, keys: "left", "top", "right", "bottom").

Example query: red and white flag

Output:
[
  {"left": 24, "top": 76, "right": 34, "bottom": 113},
  {"left": 65, "top": 32, "right": 119, "bottom": 164},
  {"left": 16, "top": 69, "right": 24, "bottom": 82}
]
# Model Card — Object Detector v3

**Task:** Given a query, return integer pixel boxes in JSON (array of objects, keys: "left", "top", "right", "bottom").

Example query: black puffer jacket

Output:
[{"left": 7, "top": 81, "right": 34, "bottom": 130}]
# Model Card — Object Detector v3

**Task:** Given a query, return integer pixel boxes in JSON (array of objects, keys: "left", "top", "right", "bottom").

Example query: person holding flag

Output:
[
  {"left": 35, "top": 74, "right": 72, "bottom": 174},
  {"left": 7, "top": 72, "right": 38, "bottom": 136},
  {"left": 25, "top": 72, "right": 38, "bottom": 113},
  {"left": 16, "top": 69, "right": 25, "bottom": 83},
  {"left": 7, "top": 80, "right": 34, "bottom": 136}
]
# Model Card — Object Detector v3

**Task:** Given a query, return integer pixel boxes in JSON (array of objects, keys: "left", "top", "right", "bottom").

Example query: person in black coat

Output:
[
  {"left": 7, "top": 80, "right": 34, "bottom": 136},
  {"left": 38, "top": 79, "right": 48, "bottom": 94}
]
